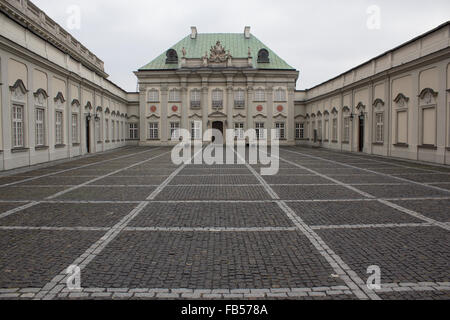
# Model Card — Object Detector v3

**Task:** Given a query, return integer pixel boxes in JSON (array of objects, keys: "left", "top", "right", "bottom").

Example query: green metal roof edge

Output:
[{"left": 139, "top": 33, "right": 296, "bottom": 71}]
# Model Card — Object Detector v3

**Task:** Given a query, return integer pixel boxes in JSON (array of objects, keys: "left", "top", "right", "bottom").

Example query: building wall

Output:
[
  {"left": 294, "top": 23, "right": 450, "bottom": 165},
  {"left": 0, "top": 4, "right": 129, "bottom": 171},
  {"left": 135, "top": 70, "right": 298, "bottom": 146}
]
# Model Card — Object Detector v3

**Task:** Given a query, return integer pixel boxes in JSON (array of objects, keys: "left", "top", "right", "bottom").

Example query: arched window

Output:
[
  {"left": 257, "top": 49, "right": 270, "bottom": 63},
  {"left": 234, "top": 89, "right": 245, "bottom": 108},
  {"left": 166, "top": 49, "right": 178, "bottom": 64},
  {"left": 212, "top": 89, "right": 223, "bottom": 108},
  {"left": 190, "top": 89, "right": 201, "bottom": 108},
  {"left": 169, "top": 89, "right": 180, "bottom": 102},
  {"left": 254, "top": 88, "right": 265, "bottom": 102},
  {"left": 148, "top": 89, "right": 159, "bottom": 102},
  {"left": 274, "top": 88, "right": 286, "bottom": 102},
  {"left": 34, "top": 89, "right": 49, "bottom": 147}
]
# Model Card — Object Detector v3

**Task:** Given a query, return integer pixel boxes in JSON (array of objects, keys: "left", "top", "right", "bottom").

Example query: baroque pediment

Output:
[
  {"left": 418, "top": 88, "right": 438, "bottom": 104},
  {"left": 394, "top": 93, "right": 409, "bottom": 107}
]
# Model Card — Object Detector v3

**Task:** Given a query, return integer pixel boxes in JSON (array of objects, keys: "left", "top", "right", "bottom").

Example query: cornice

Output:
[
  {"left": 0, "top": 0, "right": 107, "bottom": 77},
  {"left": 0, "top": 35, "right": 129, "bottom": 105}
]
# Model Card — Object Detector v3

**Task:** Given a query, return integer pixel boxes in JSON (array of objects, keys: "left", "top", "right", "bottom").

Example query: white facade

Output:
[{"left": 0, "top": 0, "right": 449, "bottom": 172}]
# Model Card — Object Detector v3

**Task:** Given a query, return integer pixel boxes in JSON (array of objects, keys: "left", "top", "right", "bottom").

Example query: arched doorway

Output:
[{"left": 211, "top": 121, "right": 224, "bottom": 144}]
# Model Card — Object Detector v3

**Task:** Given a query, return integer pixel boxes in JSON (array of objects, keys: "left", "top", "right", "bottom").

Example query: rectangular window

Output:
[
  {"left": 296, "top": 123, "right": 304, "bottom": 139},
  {"left": 234, "top": 122, "right": 245, "bottom": 139},
  {"left": 129, "top": 123, "right": 138, "bottom": 140},
  {"left": 36, "top": 108, "right": 45, "bottom": 146},
  {"left": 191, "top": 121, "right": 202, "bottom": 140},
  {"left": 255, "top": 122, "right": 265, "bottom": 140},
  {"left": 317, "top": 120, "right": 322, "bottom": 140},
  {"left": 12, "top": 104, "right": 24, "bottom": 148},
  {"left": 112, "top": 121, "right": 115, "bottom": 141},
  {"left": 148, "top": 90, "right": 159, "bottom": 102},
  {"left": 254, "top": 89, "right": 265, "bottom": 102},
  {"left": 117, "top": 121, "right": 120, "bottom": 141},
  {"left": 170, "top": 122, "right": 180, "bottom": 140},
  {"left": 190, "top": 90, "right": 201, "bottom": 108},
  {"left": 275, "top": 122, "right": 285, "bottom": 140},
  {"left": 375, "top": 113, "right": 384, "bottom": 143},
  {"left": 105, "top": 119, "right": 109, "bottom": 141},
  {"left": 343, "top": 117, "right": 350, "bottom": 142},
  {"left": 95, "top": 121, "right": 101, "bottom": 142},
  {"left": 397, "top": 111, "right": 407, "bottom": 144},
  {"left": 212, "top": 90, "right": 223, "bottom": 108},
  {"left": 72, "top": 114, "right": 79, "bottom": 144},
  {"left": 422, "top": 108, "right": 436, "bottom": 146},
  {"left": 234, "top": 90, "right": 245, "bottom": 108},
  {"left": 148, "top": 122, "right": 159, "bottom": 140},
  {"left": 274, "top": 89, "right": 286, "bottom": 102},
  {"left": 169, "top": 89, "right": 180, "bottom": 102},
  {"left": 332, "top": 118, "right": 338, "bottom": 141},
  {"left": 324, "top": 120, "right": 329, "bottom": 141},
  {"left": 55, "top": 111, "right": 63, "bottom": 145}
]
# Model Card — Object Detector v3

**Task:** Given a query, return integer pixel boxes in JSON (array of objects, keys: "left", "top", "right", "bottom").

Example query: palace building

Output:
[{"left": 0, "top": 0, "right": 449, "bottom": 171}]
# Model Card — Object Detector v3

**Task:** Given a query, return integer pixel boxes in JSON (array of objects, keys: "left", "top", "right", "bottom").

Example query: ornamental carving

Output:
[{"left": 208, "top": 41, "right": 232, "bottom": 63}]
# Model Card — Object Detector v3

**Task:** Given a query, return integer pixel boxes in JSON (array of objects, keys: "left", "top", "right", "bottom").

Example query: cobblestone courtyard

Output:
[{"left": 0, "top": 146, "right": 449, "bottom": 300}]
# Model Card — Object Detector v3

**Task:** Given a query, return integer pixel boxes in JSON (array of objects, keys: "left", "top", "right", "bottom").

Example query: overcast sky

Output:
[{"left": 33, "top": 0, "right": 450, "bottom": 92}]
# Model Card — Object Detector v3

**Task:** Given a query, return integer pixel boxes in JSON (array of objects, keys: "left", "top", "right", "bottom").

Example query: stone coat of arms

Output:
[{"left": 207, "top": 41, "right": 232, "bottom": 63}]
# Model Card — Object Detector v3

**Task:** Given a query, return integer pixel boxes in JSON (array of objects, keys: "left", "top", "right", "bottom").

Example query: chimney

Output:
[
  {"left": 191, "top": 26, "right": 198, "bottom": 39},
  {"left": 244, "top": 26, "right": 251, "bottom": 39}
]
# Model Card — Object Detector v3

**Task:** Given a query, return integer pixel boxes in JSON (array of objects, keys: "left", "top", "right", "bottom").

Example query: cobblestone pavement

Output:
[{"left": 0, "top": 146, "right": 448, "bottom": 300}]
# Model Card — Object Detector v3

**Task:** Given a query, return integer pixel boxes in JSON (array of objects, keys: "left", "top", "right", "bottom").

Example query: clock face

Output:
[
  {"left": 256, "top": 105, "right": 263, "bottom": 112},
  {"left": 150, "top": 106, "right": 157, "bottom": 113}
]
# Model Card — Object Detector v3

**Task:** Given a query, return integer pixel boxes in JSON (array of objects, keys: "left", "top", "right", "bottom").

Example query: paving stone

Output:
[
  {"left": 0, "top": 203, "right": 136, "bottom": 228},
  {"left": 0, "top": 146, "right": 448, "bottom": 300},
  {"left": 129, "top": 202, "right": 293, "bottom": 228},
  {"left": 0, "top": 230, "right": 103, "bottom": 288},
  {"left": 81, "top": 231, "right": 345, "bottom": 289},
  {"left": 317, "top": 227, "right": 450, "bottom": 284}
]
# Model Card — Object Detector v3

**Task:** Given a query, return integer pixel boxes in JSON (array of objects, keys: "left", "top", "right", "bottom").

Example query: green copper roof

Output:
[{"left": 139, "top": 33, "right": 295, "bottom": 70}]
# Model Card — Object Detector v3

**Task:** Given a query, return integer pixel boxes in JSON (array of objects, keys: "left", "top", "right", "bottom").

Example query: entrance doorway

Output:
[
  {"left": 86, "top": 117, "right": 91, "bottom": 153},
  {"left": 358, "top": 115, "right": 365, "bottom": 152},
  {"left": 211, "top": 121, "right": 224, "bottom": 144}
]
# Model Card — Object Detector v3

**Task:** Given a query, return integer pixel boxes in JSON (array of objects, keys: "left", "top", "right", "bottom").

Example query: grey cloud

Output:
[{"left": 33, "top": 0, "right": 450, "bottom": 92}]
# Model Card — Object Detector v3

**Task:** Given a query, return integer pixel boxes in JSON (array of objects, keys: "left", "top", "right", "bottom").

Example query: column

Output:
[
  {"left": 368, "top": 82, "right": 373, "bottom": 155},
  {"left": 266, "top": 85, "right": 274, "bottom": 141},
  {"left": 201, "top": 84, "right": 209, "bottom": 140},
  {"left": 287, "top": 85, "right": 295, "bottom": 144},
  {"left": 160, "top": 85, "right": 168, "bottom": 143},
  {"left": 181, "top": 86, "right": 188, "bottom": 132},
  {"left": 139, "top": 88, "right": 146, "bottom": 144},
  {"left": 246, "top": 86, "right": 253, "bottom": 131},
  {"left": 226, "top": 85, "right": 233, "bottom": 135}
]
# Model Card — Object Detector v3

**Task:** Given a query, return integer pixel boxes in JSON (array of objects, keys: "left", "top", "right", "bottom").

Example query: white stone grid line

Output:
[
  {"left": 232, "top": 147, "right": 379, "bottom": 301},
  {"left": 321, "top": 149, "right": 450, "bottom": 175},
  {"left": 0, "top": 201, "right": 39, "bottom": 220},
  {"left": 34, "top": 147, "right": 203, "bottom": 300},
  {"left": 0, "top": 147, "right": 163, "bottom": 188},
  {"left": 0, "top": 223, "right": 437, "bottom": 233},
  {"left": 0, "top": 226, "right": 110, "bottom": 231},
  {"left": 310, "top": 223, "right": 435, "bottom": 230},
  {"left": 2, "top": 282, "right": 450, "bottom": 299},
  {"left": 0, "top": 149, "right": 171, "bottom": 223},
  {"left": 46, "top": 150, "right": 172, "bottom": 200},
  {"left": 280, "top": 149, "right": 450, "bottom": 232},
  {"left": 283, "top": 149, "right": 450, "bottom": 194},
  {"left": 123, "top": 227, "right": 299, "bottom": 232},
  {"left": 1, "top": 196, "right": 449, "bottom": 207}
]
